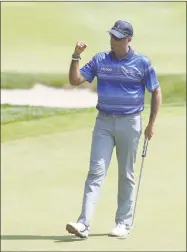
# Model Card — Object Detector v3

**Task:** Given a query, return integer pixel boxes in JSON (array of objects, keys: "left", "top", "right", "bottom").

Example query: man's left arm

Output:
[
  {"left": 143, "top": 59, "right": 162, "bottom": 140},
  {"left": 144, "top": 87, "right": 162, "bottom": 140}
]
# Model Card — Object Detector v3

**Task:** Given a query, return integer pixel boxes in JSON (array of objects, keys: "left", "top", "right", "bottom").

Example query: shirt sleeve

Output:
[
  {"left": 80, "top": 56, "right": 97, "bottom": 83},
  {"left": 143, "top": 58, "right": 160, "bottom": 92}
]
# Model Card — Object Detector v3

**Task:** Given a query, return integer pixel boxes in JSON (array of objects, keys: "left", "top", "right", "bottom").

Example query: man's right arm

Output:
[
  {"left": 69, "top": 59, "right": 86, "bottom": 86},
  {"left": 69, "top": 41, "right": 87, "bottom": 86}
]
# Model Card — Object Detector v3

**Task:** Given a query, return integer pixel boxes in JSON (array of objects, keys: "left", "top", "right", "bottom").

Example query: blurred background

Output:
[{"left": 1, "top": 1, "right": 186, "bottom": 106}]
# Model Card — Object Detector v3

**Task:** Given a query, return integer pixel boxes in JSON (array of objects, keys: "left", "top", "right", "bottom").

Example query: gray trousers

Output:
[{"left": 77, "top": 111, "right": 142, "bottom": 229}]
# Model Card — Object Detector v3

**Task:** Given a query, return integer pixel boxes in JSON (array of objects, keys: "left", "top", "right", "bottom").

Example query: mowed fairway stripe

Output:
[{"left": 1, "top": 107, "right": 186, "bottom": 251}]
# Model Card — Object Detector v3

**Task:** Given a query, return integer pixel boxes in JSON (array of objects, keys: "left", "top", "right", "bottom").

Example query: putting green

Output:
[
  {"left": 1, "top": 106, "right": 186, "bottom": 251},
  {"left": 2, "top": 2, "right": 186, "bottom": 74}
]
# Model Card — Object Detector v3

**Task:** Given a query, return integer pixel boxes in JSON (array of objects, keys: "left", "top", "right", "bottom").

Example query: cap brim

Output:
[{"left": 107, "top": 29, "right": 128, "bottom": 39}]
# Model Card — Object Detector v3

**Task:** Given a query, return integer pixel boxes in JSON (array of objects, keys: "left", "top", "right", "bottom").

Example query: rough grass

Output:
[
  {"left": 1, "top": 72, "right": 69, "bottom": 89},
  {"left": 1, "top": 104, "right": 95, "bottom": 125},
  {"left": 1, "top": 105, "right": 186, "bottom": 251},
  {"left": 1, "top": 105, "right": 97, "bottom": 142}
]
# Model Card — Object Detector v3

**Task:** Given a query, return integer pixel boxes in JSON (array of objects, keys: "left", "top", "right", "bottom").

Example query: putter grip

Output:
[{"left": 142, "top": 139, "right": 148, "bottom": 157}]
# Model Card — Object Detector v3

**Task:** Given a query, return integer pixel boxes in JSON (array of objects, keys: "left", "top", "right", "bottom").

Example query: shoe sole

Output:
[
  {"left": 108, "top": 231, "right": 130, "bottom": 238},
  {"left": 66, "top": 224, "right": 88, "bottom": 239}
]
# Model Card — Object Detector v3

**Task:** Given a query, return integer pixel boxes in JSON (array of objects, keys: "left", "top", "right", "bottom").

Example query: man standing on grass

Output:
[{"left": 66, "top": 20, "right": 162, "bottom": 238}]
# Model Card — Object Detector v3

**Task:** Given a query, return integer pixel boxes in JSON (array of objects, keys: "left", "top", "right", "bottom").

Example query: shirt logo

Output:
[{"left": 101, "top": 67, "right": 112, "bottom": 72}]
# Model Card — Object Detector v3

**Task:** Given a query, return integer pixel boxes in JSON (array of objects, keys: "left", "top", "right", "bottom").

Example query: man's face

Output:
[{"left": 110, "top": 33, "right": 131, "bottom": 53}]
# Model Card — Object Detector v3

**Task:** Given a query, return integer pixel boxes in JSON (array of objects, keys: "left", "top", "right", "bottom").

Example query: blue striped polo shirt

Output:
[{"left": 80, "top": 47, "right": 160, "bottom": 114}]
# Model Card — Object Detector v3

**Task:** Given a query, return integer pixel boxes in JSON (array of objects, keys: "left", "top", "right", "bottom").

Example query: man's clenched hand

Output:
[{"left": 73, "top": 41, "right": 87, "bottom": 56}]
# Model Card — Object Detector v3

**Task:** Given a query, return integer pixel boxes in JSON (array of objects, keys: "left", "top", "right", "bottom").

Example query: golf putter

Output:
[{"left": 131, "top": 138, "right": 149, "bottom": 229}]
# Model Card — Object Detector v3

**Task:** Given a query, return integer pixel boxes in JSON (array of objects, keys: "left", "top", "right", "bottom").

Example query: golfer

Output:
[{"left": 66, "top": 20, "right": 162, "bottom": 238}]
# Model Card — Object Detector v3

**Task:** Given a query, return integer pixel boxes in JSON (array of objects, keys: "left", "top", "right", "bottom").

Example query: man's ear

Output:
[{"left": 128, "top": 36, "right": 132, "bottom": 43}]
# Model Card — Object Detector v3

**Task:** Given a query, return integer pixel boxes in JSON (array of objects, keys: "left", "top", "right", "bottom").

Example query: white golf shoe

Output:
[
  {"left": 66, "top": 222, "right": 89, "bottom": 238},
  {"left": 109, "top": 223, "right": 130, "bottom": 238}
]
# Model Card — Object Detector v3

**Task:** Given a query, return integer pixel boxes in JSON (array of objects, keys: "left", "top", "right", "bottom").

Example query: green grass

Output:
[
  {"left": 1, "top": 72, "right": 69, "bottom": 89},
  {"left": 1, "top": 104, "right": 96, "bottom": 126},
  {"left": 1, "top": 104, "right": 185, "bottom": 142},
  {"left": 2, "top": 2, "right": 186, "bottom": 74},
  {"left": 1, "top": 2, "right": 186, "bottom": 106},
  {"left": 1, "top": 106, "right": 96, "bottom": 142},
  {"left": 1, "top": 105, "right": 186, "bottom": 251}
]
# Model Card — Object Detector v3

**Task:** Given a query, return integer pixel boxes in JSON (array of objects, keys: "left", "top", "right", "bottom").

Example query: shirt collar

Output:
[{"left": 109, "top": 46, "right": 134, "bottom": 61}]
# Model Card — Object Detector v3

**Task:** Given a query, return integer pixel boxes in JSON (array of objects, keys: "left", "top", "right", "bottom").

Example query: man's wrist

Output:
[
  {"left": 73, "top": 52, "right": 80, "bottom": 56},
  {"left": 72, "top": 53, "right": 81, "bottom": 60}
]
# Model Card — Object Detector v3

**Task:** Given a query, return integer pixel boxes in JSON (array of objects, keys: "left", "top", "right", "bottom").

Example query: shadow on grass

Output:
[{"left": 1, "top": 233, "right": 109, "bottom": 243}]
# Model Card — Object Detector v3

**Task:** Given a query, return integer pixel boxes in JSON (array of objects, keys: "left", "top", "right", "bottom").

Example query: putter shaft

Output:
[{"left": 131, "top": 138, "right": 149, "bottom": 228}]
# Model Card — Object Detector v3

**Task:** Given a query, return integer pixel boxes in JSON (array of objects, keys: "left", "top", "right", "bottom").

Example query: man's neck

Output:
[{"left": 114, "top": 46, "right": 130, "bottom": 60}]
